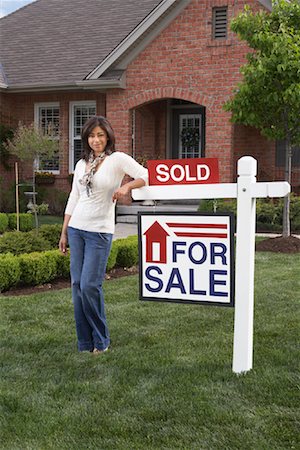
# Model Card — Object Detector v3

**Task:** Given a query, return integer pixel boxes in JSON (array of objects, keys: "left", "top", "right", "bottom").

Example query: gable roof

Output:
[
  {"left": 0, "top": 0, "right": 185, "bottom": 92},
  {"left": 0, "top": 0, "right": 272, "bottom": 93}
]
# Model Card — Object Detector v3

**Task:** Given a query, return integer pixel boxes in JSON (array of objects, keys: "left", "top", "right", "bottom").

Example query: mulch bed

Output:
[{"left": 255, "top": 235, "right": 300, "bottom": 254}]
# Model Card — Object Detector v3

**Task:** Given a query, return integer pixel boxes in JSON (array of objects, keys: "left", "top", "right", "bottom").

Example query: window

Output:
[
  {"left": 179, "top": 114, "right": 202, "bottom": 159},
  {"left": 34, "top": 103, "right": 60, "bottom": 172},
  {"left": 212, "top": 7, "right": 228, "bottom": 40},
  {"left": 69, "top": 101, "right": 96, "bottom": 172},
  {"left": 276, "top": 140, "right": 300, "bottom": 168}
]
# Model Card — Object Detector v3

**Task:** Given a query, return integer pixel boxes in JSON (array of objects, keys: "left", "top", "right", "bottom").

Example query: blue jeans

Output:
[{"left": 67, "top": 226, "right": 113, "bottom": 352}]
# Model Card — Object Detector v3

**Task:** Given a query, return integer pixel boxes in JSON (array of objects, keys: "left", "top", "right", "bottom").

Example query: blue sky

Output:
[{"left": 0, "top": 0, "right": 36, "bottom": 18}]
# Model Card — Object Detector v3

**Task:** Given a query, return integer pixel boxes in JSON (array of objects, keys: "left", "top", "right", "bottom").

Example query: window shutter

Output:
[{"left": 213, "top": 7, "right": 228, "bottom": 39}]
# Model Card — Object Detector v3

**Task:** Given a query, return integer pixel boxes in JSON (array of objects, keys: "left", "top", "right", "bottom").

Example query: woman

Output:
[{"left": 59, "top": 116, "right": 148, "bottom": 354}]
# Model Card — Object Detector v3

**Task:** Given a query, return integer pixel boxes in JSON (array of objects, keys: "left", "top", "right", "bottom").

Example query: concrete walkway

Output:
[{"left": 114, "top": 223, "right": 138, "bottom": 240}]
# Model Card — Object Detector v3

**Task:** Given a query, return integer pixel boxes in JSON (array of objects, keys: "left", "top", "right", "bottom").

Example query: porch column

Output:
[{"left": 106, "top": 92, "right": 131, "bottom": 155}]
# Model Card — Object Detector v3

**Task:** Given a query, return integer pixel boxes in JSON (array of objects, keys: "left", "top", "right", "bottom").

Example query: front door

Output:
[
  {"left": 171, "top": 106, "right": 205, "bottom": 159},
  {"left": 179, "top": 113, "right": 202, "bottom": 158}
]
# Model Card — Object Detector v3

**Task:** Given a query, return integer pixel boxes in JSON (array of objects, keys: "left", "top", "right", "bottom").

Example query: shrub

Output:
[
  {"left": 198, "top": 199, "right": 237, "bottom": 215},
  {"left": 30, "top": 202, "right": 49, "bottom": 215},
  {"left": 0, "top": 253, "right": 21, "bottom": 292},
  {"left": 0, "top": 230, "right": 51, "bottom": 255},
  {"left": 45, "top": 249, "right": 70, "bottom": 279},
  {"left": 115, "top": 236, "right": 138, "bottom": 267},
  {"left": 0, "top": 213, "right": 9, "bottom": 233},
  {"left": 55, "top": 251, "right": 70, "bottom": 278},
  {"left": 18, "top": 251, "right": 57, "bottom": 286},
  {"left": 256, "top": 199, "right": 279, "bottom": 225},
  {"left": 38, "top": 224, "right": 62, "bottom": 248},
  {"left": 106, "top": 241, "right": 118, "bottom": 271},
  {"left": 7, "top": 213, "right": 34, "bottom": 231}
]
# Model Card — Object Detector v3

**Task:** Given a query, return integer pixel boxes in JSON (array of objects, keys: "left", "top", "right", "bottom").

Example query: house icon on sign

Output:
[{"left": 144, "top": 221, "right": 169, "bottom": 264}]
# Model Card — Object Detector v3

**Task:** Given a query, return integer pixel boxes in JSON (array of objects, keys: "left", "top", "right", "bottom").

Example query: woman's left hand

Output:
[{"left": 112, "top": 185, "right": 131, "bottom": 202}]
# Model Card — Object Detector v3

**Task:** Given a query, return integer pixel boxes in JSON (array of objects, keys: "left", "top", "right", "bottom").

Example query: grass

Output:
[
  {"left": 38, "top": 215, "right": 63, "bottom": 226},
  {"left": 0, "top": 252, "right": 299, "bottom": 449}
]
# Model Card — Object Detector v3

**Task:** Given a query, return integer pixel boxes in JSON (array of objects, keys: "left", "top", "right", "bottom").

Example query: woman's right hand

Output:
[{"left": 59, "top": 233, "right": 68, "bottom": 255}]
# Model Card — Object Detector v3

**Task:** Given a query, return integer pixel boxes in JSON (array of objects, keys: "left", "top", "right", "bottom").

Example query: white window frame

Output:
[
  {"left": 34, "top": 102, "right": 60, "bottom": 174},
  {"left": 69, "top": 101, "right": 96, "bottom": 173}
]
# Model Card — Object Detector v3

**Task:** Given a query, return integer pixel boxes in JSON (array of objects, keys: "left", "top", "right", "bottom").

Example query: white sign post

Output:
[{"left": 132, "top": 156, "right": 290, "bottom": 374}]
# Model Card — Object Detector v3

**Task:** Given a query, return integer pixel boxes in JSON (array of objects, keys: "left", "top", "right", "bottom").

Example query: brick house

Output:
[{"left": 0, "top": 0, "right": 299, "bottom": 202}]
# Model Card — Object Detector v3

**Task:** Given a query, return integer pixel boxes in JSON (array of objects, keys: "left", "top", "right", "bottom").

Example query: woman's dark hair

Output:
[{"left": 81, "top": 116, "right": 116, "bottom": 161}]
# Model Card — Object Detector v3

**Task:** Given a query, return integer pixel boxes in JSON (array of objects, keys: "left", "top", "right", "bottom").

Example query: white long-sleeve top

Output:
[{"left": 65, "top": 152, "right": 148, "bottom": 233}]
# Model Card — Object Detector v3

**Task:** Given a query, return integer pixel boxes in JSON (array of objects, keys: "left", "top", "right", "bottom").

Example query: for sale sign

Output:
[{"left": 138, "top": 212, "right": 234, "bottom": 307}]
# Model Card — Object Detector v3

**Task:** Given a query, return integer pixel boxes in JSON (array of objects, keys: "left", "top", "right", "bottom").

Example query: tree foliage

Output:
[
  {"left": 0, "top": 124, "right": 14, "bottom": 170},
  {"left": 224, "top": 0, "right": 300, "bottom": 236},
  {"left": 224, "top": 0, "right": 300, "bottom": 145},
  {"left": 5, "top": 122, "right": 59, "bottom": 164}
]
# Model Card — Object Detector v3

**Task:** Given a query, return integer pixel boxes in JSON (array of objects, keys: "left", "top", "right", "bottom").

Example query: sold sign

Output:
[{"left": 147, "top": 158, "right": 219, "bottom": 185}]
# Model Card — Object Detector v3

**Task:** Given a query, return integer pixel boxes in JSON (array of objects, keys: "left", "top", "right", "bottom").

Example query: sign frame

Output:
[{"left": 138, "top": 211, "right": 235, "bottom": 308}]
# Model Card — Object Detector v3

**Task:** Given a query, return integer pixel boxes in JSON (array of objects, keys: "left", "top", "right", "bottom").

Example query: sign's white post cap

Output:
[{"left": 237, "top": 156, "right": 257, "bottom": 177}]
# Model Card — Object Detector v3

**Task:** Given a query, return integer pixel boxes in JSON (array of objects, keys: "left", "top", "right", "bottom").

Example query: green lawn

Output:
[
  {"left": 38, "top": 215, "right": 63, "bottom": 226},
  {"left": 0, "top": 252, "right": 299, "bottom": 449}
]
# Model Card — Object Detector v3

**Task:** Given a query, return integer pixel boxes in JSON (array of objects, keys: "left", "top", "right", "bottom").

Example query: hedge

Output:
[
  {"left": 0, "top": 230, "right": 51, "bottom": 255},
  {"left": 0, "top": 213, "right": 34, "bottom": 233},
  {"left": 38, "top": 224, "right": 62, "bottom": 248},
  {"left": 106, "top": 241, "right": 118, "bottom": 271},
  {"left": 0, "top": 235, "right": 139, "bottom": 292},
  {"left": 0, "top": 224, "right": 63, "bottom": 255},
  {"left": 0, "top": 213, "right": 9, "bottom": 233},
  {"left": 0, "top": 253, "right": 21, "bottom": 292},
  {"left": 7, "top": 213, "right": 34, "bottom": 232},
  {"left": 18, "top": 251, "right": 59, "bottom": 286},
  {"left": 115, "top": 235, "right": 139, "bottom": 267}
]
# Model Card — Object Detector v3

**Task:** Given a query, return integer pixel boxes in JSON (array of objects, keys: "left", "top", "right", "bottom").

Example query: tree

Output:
[
  {"left": 5, "top": 122, "right": 59, "bottom": 228},
  {"left": 0, "top": 124, "right": 14, "bottom": 170},
  {"left": 224, "top": 0, "right": 300, "bottom": 237}
]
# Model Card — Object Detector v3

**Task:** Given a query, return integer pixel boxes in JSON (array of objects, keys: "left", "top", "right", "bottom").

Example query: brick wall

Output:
[
  {"left": 0, "top": 91, "right": 106, "bottom": 191},
  {"left": 106, "top": 0, "right": 268, "bottom": 183},
  {"left": 233, "top": 124, "right": 276, "bottom": 181}
]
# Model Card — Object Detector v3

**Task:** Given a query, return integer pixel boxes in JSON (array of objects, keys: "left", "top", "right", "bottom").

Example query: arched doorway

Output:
[
  {"left": 170, "top": 99, "right": 205, "bottom": 159},
  {"left": 130, "top": 98, "right": 205, "bottom": 163}
]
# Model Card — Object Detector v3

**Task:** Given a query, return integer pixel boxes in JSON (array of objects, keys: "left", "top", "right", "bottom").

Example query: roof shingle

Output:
[{"left": 0, "top": 0, "right": 162, "bottom": 87}]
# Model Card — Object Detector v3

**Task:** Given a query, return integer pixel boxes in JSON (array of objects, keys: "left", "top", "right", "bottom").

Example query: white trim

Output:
[
  {"left": 76, "top": 75, "right": 126, "bottom": 90},
  {"left": 34, "top": 102, "right": 60, "bottom": 125},
  {"left": 69, "top": 101, "right": 96, "bottom": 173},
  {"left": 4, "top": 78, "right": 125, "bottom": 93},
  {"left": 86, "top": 0, "right": 190, "bottom": 80},
  {"left": 34, "top": 102, "right": 60, "bottom": 174}
]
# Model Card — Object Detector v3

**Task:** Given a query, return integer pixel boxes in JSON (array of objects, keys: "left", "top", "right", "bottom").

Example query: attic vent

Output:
[{"left": 212, "top": 7, "right": 228, "bottom": 39}]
